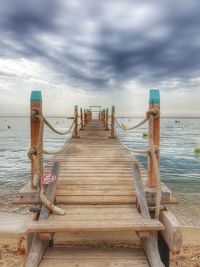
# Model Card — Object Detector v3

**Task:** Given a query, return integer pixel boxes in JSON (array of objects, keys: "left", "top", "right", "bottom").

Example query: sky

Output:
[{"left": 1, "top": 0, "right": 200, "bottom": 117}]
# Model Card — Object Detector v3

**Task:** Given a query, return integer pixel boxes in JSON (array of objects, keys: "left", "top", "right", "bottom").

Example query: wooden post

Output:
[
  {"left": 109, "top": 106, "right": 115, "bottom": 138},
  {"left": 101, "top": 109, "right": 105, "bottom": 126},
  {"left": 73, "top": 105, "right": 79, "bottom": 138},
  {"left": 87, "top": 109, "right": 90, "bottom": 121},
  {"left": 147, "top": 89, "right": 160, "bottom": 187},
  {"left": 30, "top": 91, "right": 42, "bottom": 188},
  {"left": 105, "top": 108, "right": 109, "bottom": 130},
  {"left": 80, "top": 108, "right": 84, "bottom": 131}
]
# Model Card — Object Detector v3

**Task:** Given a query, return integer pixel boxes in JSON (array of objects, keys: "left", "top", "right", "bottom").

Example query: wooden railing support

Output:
[
  {"left": 147, "top": 89, "right": 160, "bottom": 187},
  {"left": 109, "top": 106, "right": 115, "bottom": 138},
  {"left": 101, "top": 109, "right": 105, "bottom": 126},
  {"left": 73, "top": 105, "right": 79, "bottom": 138},
  {"left": 83, "top": 109, "right": 87, "bottom": 126},
  {"left": 30, "top": 91, "right": 43, "bottom": 188},
  {"left": 105, "top": 108, "right": 109, "bottom": 130},
  {"left": 79, "top": 108, "right": 84, "bottom": 131}
]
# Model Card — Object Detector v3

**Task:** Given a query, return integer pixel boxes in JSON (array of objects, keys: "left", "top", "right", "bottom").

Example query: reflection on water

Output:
[{"left": 0, "top": 117, "right": 200, "bottom": 224}]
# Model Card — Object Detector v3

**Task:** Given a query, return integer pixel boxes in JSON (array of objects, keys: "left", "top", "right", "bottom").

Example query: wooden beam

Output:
[
  {"left": 133, "top": 162, "right": 165, "bottom": 267},
  {"left": 160, "top": 210, "right": 182, "bottom": 254},
  {"left": 25, "top": 162, "right": 60, "bottom": 267},
  {"left": 39, "top": 162, "right": 60, "bottom": 240}
]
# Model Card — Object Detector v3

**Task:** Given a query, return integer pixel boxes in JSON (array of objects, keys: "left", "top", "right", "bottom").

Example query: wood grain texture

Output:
[{"left": 39, "top": 247, "right": 150, "bottom": 267}]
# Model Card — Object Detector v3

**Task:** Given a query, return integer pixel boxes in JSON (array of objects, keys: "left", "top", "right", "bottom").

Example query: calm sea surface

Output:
[{"left": 0, "top": 117, "right": 200, "bottom": 225}]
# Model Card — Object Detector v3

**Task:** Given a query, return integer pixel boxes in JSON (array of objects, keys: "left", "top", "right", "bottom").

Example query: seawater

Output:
[{"left": 0, "top": 117, "right": 200, "bottom": 224}]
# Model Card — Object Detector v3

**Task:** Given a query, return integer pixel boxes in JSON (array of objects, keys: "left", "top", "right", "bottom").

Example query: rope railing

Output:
[
  {"left": 115, "top": 109, "right": 159, "bottom": 131},
  {"left": 28, "top": 93, "right": 80, "bottom": 215},
  {"left": 32, "top": 109, "right": 75, "bottom": 136},
  {"left": 113, "top": 105, "right": 161, "bottom": 219}
]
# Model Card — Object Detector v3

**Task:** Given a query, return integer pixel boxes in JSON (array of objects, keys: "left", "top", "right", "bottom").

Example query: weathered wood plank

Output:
[
  {"left": 25, "top": 162, "right": 60, "bottom": 267},
  {"left": 160, "top": 210, "right": 182, "bottom": 254},
  {"left": 133, "top": 162, "right": 165, "bottom": 267},
  {"left": 27, "top": 218, "right": 164, "bottom": 233}
]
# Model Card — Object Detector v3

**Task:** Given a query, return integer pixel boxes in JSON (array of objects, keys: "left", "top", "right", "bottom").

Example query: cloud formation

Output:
[
  {"left": 0, "top": 0, "right": 200, "bottom": 115},
  {"left": 0, "top": 0, "right": 200, "bottom": 89}
]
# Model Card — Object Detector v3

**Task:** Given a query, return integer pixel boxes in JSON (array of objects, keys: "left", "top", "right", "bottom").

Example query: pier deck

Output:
[
  {"left": 15, "top": 89, "right": 182, "bottom": 267},
  {"left": 24, "top": 119, "right": 164, "bottom": 267}
]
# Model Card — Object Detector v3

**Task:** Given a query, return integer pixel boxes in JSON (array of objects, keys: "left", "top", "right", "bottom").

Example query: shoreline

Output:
[{"left": 0, "top": 211, "right": 200, "bottom": 266}]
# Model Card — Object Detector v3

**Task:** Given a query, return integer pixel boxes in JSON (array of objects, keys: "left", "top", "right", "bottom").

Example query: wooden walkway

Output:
[{"left": 24, "top": 119, "right": 166, "bottom": 267}]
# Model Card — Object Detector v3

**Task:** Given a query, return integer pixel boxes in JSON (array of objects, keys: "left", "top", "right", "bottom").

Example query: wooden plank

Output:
[
  {"left": 25, "top": 162, "right": 60, "bottom": 267},
  {"left": 133, "top": 162, "right": 165, "bottom": 267},
  {"left": 40, "top": 258, "right": 149, "bottom": 267},
  {"left": 43, "top": 247, "right": 144, "bottom": 258},
  {"left": 27, "top": 218, "right": 164, "bottom": 233},
  {"left": 56, "top": 189, "right": 135, "bottom": 196},
  {"left": 55, "top": 195, "right": 137, "bottom": 204},
  {"left": 160, "top": 210, "right": 182, "bottom": 254},
  {"left": 39, "top": 247, "right": 149, "bottom": 267},
  {"left": 38, "top": 162, "right": 60, "bottom": 240}
]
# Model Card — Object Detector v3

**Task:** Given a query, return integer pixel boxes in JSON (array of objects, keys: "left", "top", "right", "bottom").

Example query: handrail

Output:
[{"left": 113, "top": 89, "right": 161, "bottom": 219}]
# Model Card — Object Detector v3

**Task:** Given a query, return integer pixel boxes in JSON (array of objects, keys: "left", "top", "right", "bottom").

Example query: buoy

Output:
[
  {"left": 120, "top": 123, "right": 126, "bottom": 130},
  {"left": 143, "top": 132, "right": 148, "bottom": 138},
  {"left": 194, "top": 147, "right": 200, "bottom": 153}
]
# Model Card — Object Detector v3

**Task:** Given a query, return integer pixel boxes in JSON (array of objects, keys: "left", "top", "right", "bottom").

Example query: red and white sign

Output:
[{"left": 41, "top": 173, "right": 57, "bottom": 185}]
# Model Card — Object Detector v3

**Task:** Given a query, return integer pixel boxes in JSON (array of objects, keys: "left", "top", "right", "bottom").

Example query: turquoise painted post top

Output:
[
  {"left": 112, "top": 105, "right": 115, "bottom": 111},
  {"left": 75, "top": 105, "right": 78, "bottom": 110},
  {"left": 149, "top": 89, "right": 160, "bottom": 104},
  {"left": 30, "top": 91, "right": 42, "bottom": 101}
]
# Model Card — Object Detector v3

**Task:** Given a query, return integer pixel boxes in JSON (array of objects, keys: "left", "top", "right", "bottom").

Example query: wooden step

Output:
[
  {"left": 39, "top": 247, "right": 150, "bottom": 267},
  {"left": 28, "top": 219, "right": 164, "bottom": 233}
]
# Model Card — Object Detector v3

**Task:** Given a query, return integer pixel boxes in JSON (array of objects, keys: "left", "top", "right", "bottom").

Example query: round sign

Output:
[{"left": 41, "top": 173, "right": 57, "bottom": 185}]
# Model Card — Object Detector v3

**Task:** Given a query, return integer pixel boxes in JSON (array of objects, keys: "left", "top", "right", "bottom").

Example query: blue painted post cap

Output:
[
  {"left": 149, "top": 89, "right": 160, "bottom": 104},
  {"left": 112, "top": 105, "right": 115, "bottom": 110},
  {"left": 30, "top": 91, "right": 42, "bottom": 101},
  {"left": 75, "top": 105, "right": 78, "bottom": 110}
]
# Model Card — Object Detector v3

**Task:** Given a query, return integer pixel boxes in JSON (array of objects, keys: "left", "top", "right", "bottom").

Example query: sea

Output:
[{"left": 0, "top": 116, "right": 200, "bottom": 226}]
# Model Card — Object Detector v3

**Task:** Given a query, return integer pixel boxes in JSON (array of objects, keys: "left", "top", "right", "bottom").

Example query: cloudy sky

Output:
[{"left": 0, "top": 0, "right": 200, "bottom": 116}]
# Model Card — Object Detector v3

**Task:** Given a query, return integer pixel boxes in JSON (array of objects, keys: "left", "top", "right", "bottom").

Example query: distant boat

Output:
[{"left": 175, "top": 120, "right": 180, "bottom": 123}]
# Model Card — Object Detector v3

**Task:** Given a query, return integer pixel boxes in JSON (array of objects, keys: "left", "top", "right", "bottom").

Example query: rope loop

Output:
[
  {"left": 146, "top": 108, "right": 160, "bottom": 119},
  {"left": 28, "top": 109, "right": 71, "bottom": 215}
]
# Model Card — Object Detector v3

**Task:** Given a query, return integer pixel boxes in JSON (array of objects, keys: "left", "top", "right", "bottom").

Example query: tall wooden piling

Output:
[
  {"left": 80, "top": 108, "right": 84, "bottom": 131},
  {"left": 73, "top": 105, "right": 79, "bottom": 138},
  {"left": 109, "top": 106, "right": 115, "bottom": 138},
  {"left": 105, "top": 108, "right": 109, "bottom": 130},
  {"left": 84, "top": 109, "right": 87, "bottom": 126},
  {"left": 30, "top": 91, "right": 43, "bottom": 188},
  {"left": 147, "top": 89, "right": 160, "bottom": 187}
]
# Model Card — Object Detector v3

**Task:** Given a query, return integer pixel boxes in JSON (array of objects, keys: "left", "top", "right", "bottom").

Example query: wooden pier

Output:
[{"left": 14, "top": 90, "right": 182, "bottom": 267}]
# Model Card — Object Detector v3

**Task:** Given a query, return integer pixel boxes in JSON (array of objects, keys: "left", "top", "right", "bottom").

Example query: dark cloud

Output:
[{"left": 0, "top": 0, "right": 200, "bottom": 91}]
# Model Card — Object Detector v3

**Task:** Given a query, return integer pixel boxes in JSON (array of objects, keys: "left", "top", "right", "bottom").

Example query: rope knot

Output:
[
  {"left": 146, "top": 108, "right": 160, "bottom": 119},
  {"left": 27, "top": 147, "right": 37, "bottom": 159}
]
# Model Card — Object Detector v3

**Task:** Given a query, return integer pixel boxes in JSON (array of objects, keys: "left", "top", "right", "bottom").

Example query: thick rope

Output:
[
  {"left": 149, "top": 114, "right": 161, "bottom": 219},
  {"left": 28, "top": 113, "right": 65, "bottom": 215},
  {"left": 43, "top": 134, "right": 73, "bottom": 155},
  {"left": 115, "top": 109, "right": 160, "bottom": 131},
  {"left": 114, "top": 109, "right": 161, "bottom": 219},
  {"left": 115, "top": 117, "right": 148, "bottom": 131},
  {"left": 115, "top": 131, "right": 149, "bottom": 155},
  {"left": 43, "top": 116, "right": 74, "bottom": 135}
]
